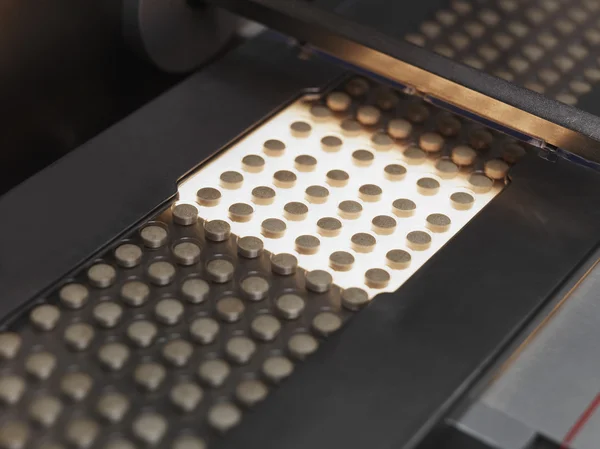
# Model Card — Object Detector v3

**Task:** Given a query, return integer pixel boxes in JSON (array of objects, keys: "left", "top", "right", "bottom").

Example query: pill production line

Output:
[{"left": 2, "top": 1, "right": 600, "bottom": 448}]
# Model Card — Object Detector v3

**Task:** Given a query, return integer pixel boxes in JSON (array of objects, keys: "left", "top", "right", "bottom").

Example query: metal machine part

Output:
[
  {"left": 211, "top": 0, "right": 600, "bottom": 163},
  {"left": 123, "top": 0, "right": 238, "bottom": 73},
  {"left": 455, "top": 252, "right": 600, "bottom": 449}
]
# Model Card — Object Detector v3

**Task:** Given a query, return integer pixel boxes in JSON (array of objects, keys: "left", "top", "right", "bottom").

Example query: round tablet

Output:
[
  {"left": 0, "top": 422, "right": 28, "bottom": 449},
  {"left": 204, "top": 219, "right": 230, "bottom": 242},
  {"left": 207, "top": 403, "right": 241, "bottom": 433},
  {"left": 190, "top": 318, "right": 219, "bottom": 344},
  {"left": 317, "top": 217, "right": 342, "bottom": 237},
  {"left": 417, "top": 177, "right": 440, "bottom": 195},
  {"left": 284, "top": 202, "right": 309, "bottom": 221},
  {"left": 351, "top": 233, "right": 376, "bottom": 253},
  {"left": 26, "top": 352, "right": 56, "bottom": 380},
  {"left": 345, "top": 77, "right": 369, "bottom": 96},
  {"left": 132, "top": 413, "right": 167, "bottom": 445},
  {"left": 141, "top": 225, "right": 168, "bottom": 248},
  {"left": 216, "top": 297, "right": 245, "bottom": 322},
  {"left": 352, "top": 149, "right": 374, "bottom": 166},
  {"left": 263, "top": 139, "right": 286, "bottom": 156},
  {"left": 236, "top": 379, "right": 268, "bottom": 407},
  {"left": 384, "top": 164, "right": 407, "bottom": 181},
  {"left": 220, "top": 171, "right": 244, "bottom": 189},
  {"left": 276, "top": 294, "right": 305, "bottom": 320},
  {"left": 0, "top": 334, "right": 20, "bottom": 360},
  {"left": 181, "top": 278, "right": 209, "bottom": 304},
  {"left": 321, "top": 135, "right": 343, "bottom": 152},
  {"left": 365, "top": 268, "right": 390, "bottom": 288},
  {"left": 64, "top": 323, "right": 94, "bottom": 351},
  {"left": 66, "top": 418, "right": 99, "bottom": 449},
  {"left": 338, "top": 200, "right": 362, "bottom": 219},
  {"left": 359, "top": 184, "right": 382, "bottom": 202},
  {"left": 97, "top": 393, "right": 129, "bottom": 424},
  {"left": 341, "top": 287, "right": 370, "bottom": 310},
  {"left": 155, "top": 298, "right": 184, "bottom": 325},
  {"left": 468, "top": 172, "right": 494, "bottom": 193},
  {"left": 240, "top": 276, "right": 269, "bottom": 301},
  {"left": 403, "top": 146, "right": 426, "bottom": 164},
  {"left": 241, "top": 154, "right": 265, "bottom": 173},
  {"left": 59, "top": 283, "right": 89, "bottom": 309},
  {"left": 173, "top": 436, "right": 206, "bottom": 449},
  {"left": 88, "top": 264, "right": 116, "bottom": 288},
  {"left": 290, "top": 121, "right": 312, "bottom": 138},
  {"left": 426, "top": 213, "right": 452, "bottom": 232},
  {"left": 30, "top": 305, "right": 60, "bottom": 331},
  {"left": 198, "top": 359, "right": 230, "bottom": 387},
  {"left": 388, "top": 118, "right": 413, "bottom": 139},
  {"left": 229, "top": 203, "right": 253, "bottom": 222},
  {"left": 288, "top": 333, "right": 318, "bottom": 360},
  {"left": 273, "top": 170, "right": 297, "bottom": 188},
  {"left": 435, "top": 158, "right": 459, "bottom": 179},
  {"left": 305, "top": 185, "right": 329, "bottom": 204},
  {"left": 295, "top": 235, "right": 320, "bottom": 254},
  {"left": 419, "top": 132, "right": 445, "bottom": 152},
  {"left": 305, "top": 270, "right": 333, "bottom": 293},
  {"left": 114, "top": 244, "right": 143, "bottom": 268},
  {"left": 121, "top": 281, "right": 150, "bottom": 307},
  {"left": 374, "top": 88, "right": 399, "bottom": 110},
  {"left": 134, "top": 363, "right": 166, "bottom": 391},
  {"left": 196, "top": 187, "right": 221, "bottom": 207},
  {"left": 237, "top": 236, "right": 263, "bottom": 258},
  {"left": 406, "top": 103, "right": 430, "bottom": 123},
  {"left": 271, "top": 253, "right": 297, "bottom": 275},
  {"left": 0, "top": 376, "right": 25, "bottom": 405},
  {"left": 206, "top": 259, "right": 234, "bottom": 283},
  {"left": 52, "top": 374, "right": 82, "bottom": 402},
  {"left": 372, "top": 215, "right": 397, "bottom": 235},
  {"left": 371, "top": 132, "right": 394, "bottom": 151},
  {"left": 340, "top": 119, "right": 361, "bottom": 136},
  {"left": 295, "top": 155, "right": 317, "bottom": 172},
  {"left": 484, "top": 159, "right": 510, "bottom": 179},
  {"left": 29, "top": 396, "right": 62, "bottom": 427},
  {"left": 163, "top": 339, "right": 193, "bottom": 367},
  {"left": 357, "top": 105, "right": 381, "bottom": 126},
  {"left": 225, "top": 337, "right": 256, "bottom": 364},
  {"left": 437, "top": 114, "right": 462, "bottom": 136},
  {"left": 173, "top": 203, "right": 199, "bottom": 226},
  {"left": 310, "top": 104, "right": 332, "bottom": 121},
  {"left": 147, "top": 261, "right": 176, "bottom": 286},
  {"left": 326, "top": 91, "right": 352, "bottom": 111},
  {"left": 470, "top": 129, "right": 494, "bottom": 150},
  {"left": 451, "top": 145, "right": 477, "bottom": 166},
  {"left": 251, "top": 186, "right": 276, "bottom": 205},
  {"left": 312, "top": 312, "right": 342, "bottom": 336},
  {"left": 98, "top": 343, "right": 129, "bottom": 371},
  {"left": 262, "top": 356, "right": 294, "bottom": 383},
  {"left": 173, "top": 241, "right": 201, "bottom": 266},
  {"left": 93, "top": 302, "right": 122, "bottom": 328},
  {"left": 407, "top": 230, "right": 432, "bottom": 250},
  {"left": 170, "top": 382, "right": 203, "bottom": 412},
  {"left": 127, "top": 320, "right": 157, "bottom": 347},
  {"left": 326, "top": 169, "right": 349, "bottom": 187},
  {"left": 392, "top": 198, "right": 416, "bottom": 217},
  {"left": 450, "top": 191, "right": 475, "bottom": 210},
  {"left": 329, "top": 251, "right": 354, "bottom": 271},
  {"left": 261, "top": 218, "right": 286, "bottom": 238},
  {"left": 251, "top": 315, "right": 281, "bottom": 341},
  {"left": 502, "top": 143, "right": 526, "bottom": 163}
]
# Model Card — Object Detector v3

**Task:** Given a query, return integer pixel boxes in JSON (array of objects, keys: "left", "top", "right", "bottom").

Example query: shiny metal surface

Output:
[{"left": 457, "top": 255, "right": 600, "bottom": 448}]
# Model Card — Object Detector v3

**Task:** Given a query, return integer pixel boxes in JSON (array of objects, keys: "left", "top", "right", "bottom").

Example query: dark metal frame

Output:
[
  {"left": 212, "top": 0, "right": 600, "bottom": 163},
  {"left": 3, "top": 31, "right": 600, "bottom": 449}
]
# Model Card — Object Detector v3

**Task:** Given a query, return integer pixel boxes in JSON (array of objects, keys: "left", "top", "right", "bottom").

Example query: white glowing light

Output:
[{"left": 178, "top": 98, "right": 502, "bottom": 298}]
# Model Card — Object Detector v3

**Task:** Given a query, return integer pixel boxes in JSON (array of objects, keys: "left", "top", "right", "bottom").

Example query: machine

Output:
[{"left": 0, "top": 1, "right": 599, "bottom": 448}]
